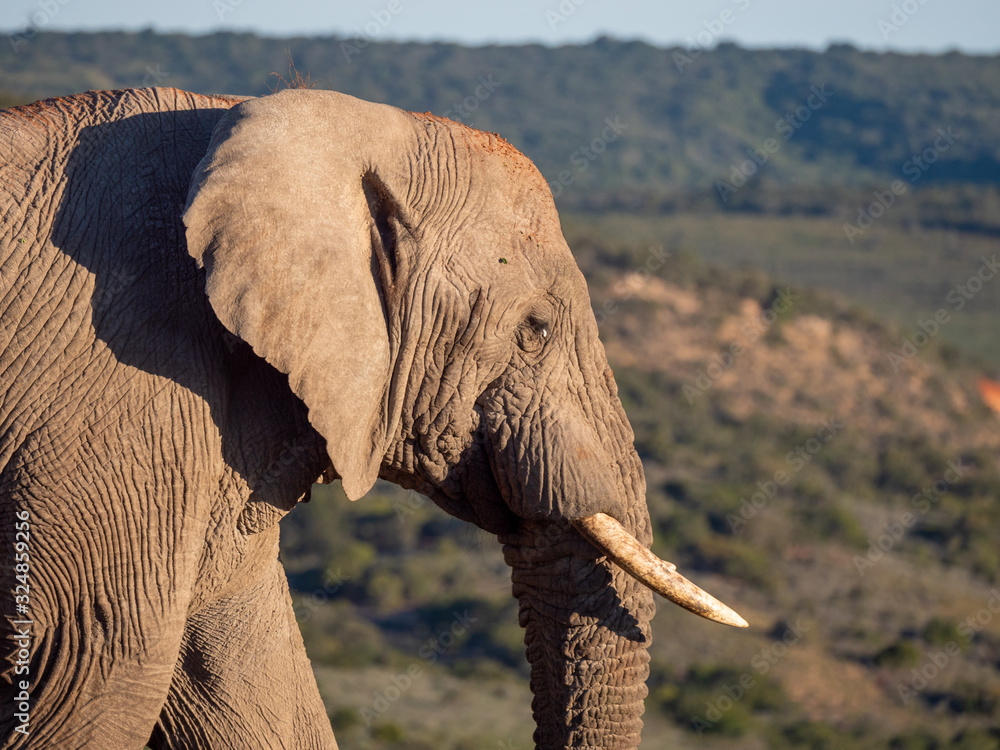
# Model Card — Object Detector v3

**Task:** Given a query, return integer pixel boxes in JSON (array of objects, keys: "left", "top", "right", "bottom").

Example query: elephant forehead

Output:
[
  {"left": 405, "top": 112, "right": 584, "bottom": 298},
  {"left": 464, "top": 143, "right": 577, "bottom": 282},
  {"left": 467, "top": 180, "right": 576, "bottom": 287},
  {"left": 444, "top": 226, "right": 577, "bottom": 301},
  {"left": 409, "top": 110, "right": 553, "bottom": 207}
]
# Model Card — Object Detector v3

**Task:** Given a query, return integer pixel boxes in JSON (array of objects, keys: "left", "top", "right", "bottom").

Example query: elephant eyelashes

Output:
[{"left": 516, "top": 316, "right": 550, "bottom": 354}]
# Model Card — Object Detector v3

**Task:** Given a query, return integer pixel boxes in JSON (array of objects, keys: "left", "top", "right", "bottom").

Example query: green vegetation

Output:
[
  {"left": 6, "top": 31, "right": 1000, "bottom": 749},
  {"left": 2, "top": 34, "right": 999, "bottom": 212}
]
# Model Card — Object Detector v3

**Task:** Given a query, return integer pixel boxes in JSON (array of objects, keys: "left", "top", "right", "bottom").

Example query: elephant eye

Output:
[{"left": 516, "top": 316, "right": 550, "bottom": 354}]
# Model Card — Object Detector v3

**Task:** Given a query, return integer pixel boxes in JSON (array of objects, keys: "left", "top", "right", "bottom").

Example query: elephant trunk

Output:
[
  {"left": 485, "top": 328, "right": 747, "bottom": 746},
  {"left": 501, "top": 521, "right": 653, "bottom": 749}
]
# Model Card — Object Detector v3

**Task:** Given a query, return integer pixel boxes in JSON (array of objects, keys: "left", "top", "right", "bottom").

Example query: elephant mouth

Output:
[{"left": 571, "top": 513, "right": 748, "bottom": 628}]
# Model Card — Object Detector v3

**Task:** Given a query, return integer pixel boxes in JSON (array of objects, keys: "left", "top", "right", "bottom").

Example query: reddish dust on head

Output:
[{"left": 409, "top": 109, "right": 538, "bottom": 171}]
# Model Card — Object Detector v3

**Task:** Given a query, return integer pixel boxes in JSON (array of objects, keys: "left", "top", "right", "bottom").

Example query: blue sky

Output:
[{"left": 3, "top": 0, "right": 999, "bottom": 54}]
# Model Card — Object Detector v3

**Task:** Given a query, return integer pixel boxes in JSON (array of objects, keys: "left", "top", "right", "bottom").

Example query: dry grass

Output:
[{"left": 267, "top": 52, "right": 322, "bottom": 92}]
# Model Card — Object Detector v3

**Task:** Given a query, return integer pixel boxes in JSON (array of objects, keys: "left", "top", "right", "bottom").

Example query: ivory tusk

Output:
[{"left": 571, "top": 513, "right": 749, "bottom": 629}]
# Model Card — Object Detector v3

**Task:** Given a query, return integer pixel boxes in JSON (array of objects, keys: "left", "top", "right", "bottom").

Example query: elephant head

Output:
[{"left": 183, "top": 89, "right": 745, "bottom": 748}]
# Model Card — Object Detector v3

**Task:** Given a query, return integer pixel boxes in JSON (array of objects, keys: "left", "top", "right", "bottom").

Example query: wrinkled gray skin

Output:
[{"left": 0, "top": 88, "right": 655, "bottom": 749}]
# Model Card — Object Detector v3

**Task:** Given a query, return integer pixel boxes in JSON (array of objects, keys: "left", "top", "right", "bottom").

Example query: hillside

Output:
[
  {"left": 564, "top": 211, "right": 1000, "bottom": 368},
  {"left": 2, "top": 33, "right": 999, "bottom": 203},
  {"left": 281, "top": 241, "right": 1000, "bottom": 749}
]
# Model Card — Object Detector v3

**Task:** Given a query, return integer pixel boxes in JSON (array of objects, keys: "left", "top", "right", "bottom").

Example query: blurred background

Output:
[{"left": 3, "top": 1, "right": 1000, "bottom": 748}]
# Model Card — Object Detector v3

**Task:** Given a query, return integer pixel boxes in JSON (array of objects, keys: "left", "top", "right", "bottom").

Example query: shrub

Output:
[
  {"left": 873, "top": 639, "right": 923, "bottom": 668},
  {"left": 922, "top": 618, "right": 962, "bottom": 648},
  {"left": 951, "top": 728, "right": 1000, "bottom": 750},
  {"left": 371, "top": 723, "right": 405, "bottom": 741},
  {"left": 779, "top": 719, "right": 851, "bottom": 749},
  {"left": 890, "top": 729, "right": 941, "bottom": 750},
  {"left": 657, "top": 664, "right": 787, "bottom": 737},
  {"left": 686, "top": 534, "right": 774, "bottom": 590},
  {"left": 330, "top": 707, "right": 361, "bottom": 731}
]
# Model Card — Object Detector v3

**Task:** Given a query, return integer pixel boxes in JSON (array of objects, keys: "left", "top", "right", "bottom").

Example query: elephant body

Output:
[
  {"left": 1, "top": 89, "right": 333, "bottom": 748},
  {"left": 0, "top": 87, "right": 744, "bottom": 749}
]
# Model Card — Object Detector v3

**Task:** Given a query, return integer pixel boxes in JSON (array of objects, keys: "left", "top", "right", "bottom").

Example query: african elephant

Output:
[{"left": 0, "top": 87, "right": 745, "bottom": 749}]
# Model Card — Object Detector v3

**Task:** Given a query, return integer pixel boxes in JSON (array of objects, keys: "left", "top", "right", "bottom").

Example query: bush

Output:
[
  {"left": 890, "top": 729, "right": 941, "bottom": 750},
  {"left": 940, "top": 681, "right": 1000, "bottom": 716},
  {"left": 296, "top": 601, "right": 388, "bottom": 668},
  {"left": 922, "top": 618, "right": 962, "bottom": 648},
  {"left": 371, "top": 723, "right": 405, "bottom": 741},
  {"left": 794, "top": 500, "right": 867, "bottom": 547},
  {"left": 873, "top": 639, "right": 923, "bottom": 668},
  {"left": 656, "top": 664, "right": 787, "bottom": 737},
  {"left": 330, "top": 707, "right": 361, "bottom": 731},
  {"left": 686, "top": 534, "right": 774, "bottom": 590},
  {"left": 778, "top": 719, "right": 851, "bottom": 749},
  {"left": 951, "top": 729, "right": 1000, "bottom": 750},
  {"left": 877, "top": 446, "right": 930, "bottom": 495},
  {"left": 324, "top": 539, "right": 377, "bottom": 582}
]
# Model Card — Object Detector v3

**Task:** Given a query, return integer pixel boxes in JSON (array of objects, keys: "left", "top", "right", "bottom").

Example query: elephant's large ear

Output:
[{"left": 183, "top": 90, "right": 409, "bottom": 500}]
